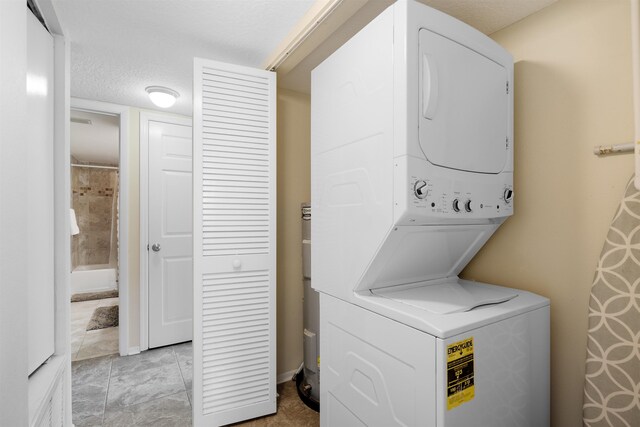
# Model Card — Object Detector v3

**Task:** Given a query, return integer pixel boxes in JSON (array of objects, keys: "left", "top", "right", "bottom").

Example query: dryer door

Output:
[{"left": 418, "top": 29, "right": 509, "bottom": 174}]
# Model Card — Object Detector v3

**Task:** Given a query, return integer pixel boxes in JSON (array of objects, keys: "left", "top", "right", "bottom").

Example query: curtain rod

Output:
[
  {"left": 593, "top": 142, "right": 635, "bottom": 155},
  {"left": 71, "top": 163, "right": 119, "bottom": 170}
]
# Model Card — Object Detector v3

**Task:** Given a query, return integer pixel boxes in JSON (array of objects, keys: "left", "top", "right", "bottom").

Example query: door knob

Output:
[{"left": 151, "top": 243, "right": 161, "bottom": 252}]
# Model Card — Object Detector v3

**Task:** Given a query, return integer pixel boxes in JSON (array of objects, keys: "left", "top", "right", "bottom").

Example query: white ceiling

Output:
[
  {"left": 52, "top": 0, "right": 315, "bottom": 116},
  {"left": 52, "top": 0, "right": 556, "bottom": 115},
  {"left": 70, "top": 110, "right": 119, "bottom": 165}
]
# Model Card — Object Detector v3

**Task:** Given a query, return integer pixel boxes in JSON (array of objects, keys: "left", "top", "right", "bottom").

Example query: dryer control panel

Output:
[
  {"left": 410, "top": 176, "right": 512, "bottom": 215},
  {"left": 395, "top": 156, "right": 513, "bottom": 225}
]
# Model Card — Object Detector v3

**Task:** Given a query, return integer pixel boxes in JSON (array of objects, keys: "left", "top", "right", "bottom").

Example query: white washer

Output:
[
  {"left": 311, "top": 1, "right": 550, "bottom": 426},
  {"left": 321, "top": 283, "right": 549, "bottom": 427}
]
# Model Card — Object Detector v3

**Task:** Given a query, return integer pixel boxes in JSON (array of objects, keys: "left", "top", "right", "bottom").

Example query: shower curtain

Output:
[{"left": 583, "top": 176, "right": 640, "bottom": 427}]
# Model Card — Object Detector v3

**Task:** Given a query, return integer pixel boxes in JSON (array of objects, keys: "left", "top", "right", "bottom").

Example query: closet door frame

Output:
[{"left": 70, "top": 97, "right": 131, "bottom": 356}]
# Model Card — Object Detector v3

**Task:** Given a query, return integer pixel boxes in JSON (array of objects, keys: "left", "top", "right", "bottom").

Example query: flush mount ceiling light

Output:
[{"left": 145, "top": 86, "right": 179, "bottom": 108}]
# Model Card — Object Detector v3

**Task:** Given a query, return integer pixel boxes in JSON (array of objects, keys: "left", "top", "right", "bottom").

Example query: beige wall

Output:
[
  {"left": 276, "top": 89, "right": 311, "bottom": 376},
  {"left": 462, "top": 1, "right": 635, "bottom": 426},
  {"left": 127, "top": 108, "right": 141, "bottom": 348}
]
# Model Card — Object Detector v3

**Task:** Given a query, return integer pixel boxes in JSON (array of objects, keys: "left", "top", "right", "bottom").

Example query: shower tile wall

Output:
[{"left": 72, "top": 165, "right": 119, "bottom": 268}]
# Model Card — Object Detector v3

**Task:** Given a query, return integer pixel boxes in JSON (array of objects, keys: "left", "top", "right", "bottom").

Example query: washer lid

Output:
[
  {"left": 418, "top": 29, "right": 509, "bottom": 174},
  {"left": 372, "top": 279, "right": 517, "bottom": 314}
]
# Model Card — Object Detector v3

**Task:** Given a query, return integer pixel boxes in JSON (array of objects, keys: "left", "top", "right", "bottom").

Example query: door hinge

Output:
[
  {"left": 506, "top": 81, "right": 510, "bottom": 94},
  {"left": 147, "top": 244, "right": 149, "bottom": 251}
]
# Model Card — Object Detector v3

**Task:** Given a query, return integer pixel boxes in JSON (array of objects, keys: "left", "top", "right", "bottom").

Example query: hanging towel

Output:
[
  {"left": 69, "top": 208, "right": 80, "bottom": 236},
  {"left": 583, "top": 176, "right": 640, "bottom": 427}
]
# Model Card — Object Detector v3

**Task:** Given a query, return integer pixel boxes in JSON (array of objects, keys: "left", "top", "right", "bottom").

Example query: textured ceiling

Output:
[
  {"left": 70, "top": 110, "right": 119, "bottom": 165},
  {"left": 52, "top": 0, "right": 556, "bottom": 116},
  {"left": 279, "top": 0, "right": 558, "bottom": 93},
  {"left": 52, "top": 0, "right": 315, "bottom": 116}
]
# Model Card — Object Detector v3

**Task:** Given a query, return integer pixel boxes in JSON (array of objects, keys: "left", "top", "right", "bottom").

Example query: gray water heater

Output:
[{"left": 297, "top": 203, "right": 320, "bottom": 409}]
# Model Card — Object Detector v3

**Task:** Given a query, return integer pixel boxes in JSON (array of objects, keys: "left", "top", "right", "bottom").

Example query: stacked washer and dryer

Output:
[{"left": 311, "top": 1, "right": 550, "bottom": 426}]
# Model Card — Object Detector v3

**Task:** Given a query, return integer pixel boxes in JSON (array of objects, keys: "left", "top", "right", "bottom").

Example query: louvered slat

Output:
[
  {"left": 203, "top": 147, "right": 267, "bottom": 160},
  {"left": 203, "top": 308, "right": 268, "bottom": 322},
  {"left": 200, "top": 270, "right": 271, "bottom": 415},
  {"left": 202, "top": 69, "right": 268, "bottom": 89},
  {"left": 202, "top": 100, "right": 268, "bottom": 117},
  {"left": 202, "top": 76, "right": 269, "bottom": 93},
  {"left": 201, "top": 117, "right": 271, "bottom": 258},
  {"left": 204, "top": 113, "right": 268, "bottom": 125}
]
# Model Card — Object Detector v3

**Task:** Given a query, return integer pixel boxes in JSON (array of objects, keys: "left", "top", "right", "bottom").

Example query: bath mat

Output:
[
  {"left": 86, "top": 305, "right": 119, "bottom": 331},
  {"left": 583, "top": 176, "right": 640, "bottom": 427},
  {"left": 71, "top": 289, "right": 118, "bottom": 303}
]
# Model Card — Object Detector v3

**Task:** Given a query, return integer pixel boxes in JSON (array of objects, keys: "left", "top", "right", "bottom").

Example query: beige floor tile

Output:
[
  {"left": 231, "top": 382, "right": 319, "bottom": 427},
  {"left": 98, "top": 297, "right": 119, "bottom": 307},
  {"left": 73, "top": 300, "right": 101, "bottom": 311},
  {"left": 75, "top": 326, "right": 119, "bottom": 361},
  {"left": 70, "top": 335, "right": 84, "bottom": 360},
  {"left": 71, "top": 298, "right": 121, "bottom": 362},
  {"left": 71, "top": 319, "right": 88, "bottom": 334},
  {"left": 72, "top": 310, "right": 89, "bottom": 323},
  {"left": 70, "top": 301, "right": 100, "bottom": 322}
]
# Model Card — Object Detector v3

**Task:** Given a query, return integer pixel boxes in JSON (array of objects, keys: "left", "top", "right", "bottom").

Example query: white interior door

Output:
[
  {"left": 148, "top": 118, "right": 193, "bottom": 348},
  {"left": 193, "top": 58, "right": 276, "bottom": 426},
  {"left": 27, "top": 10, "right": 54, "bottom": 375}
]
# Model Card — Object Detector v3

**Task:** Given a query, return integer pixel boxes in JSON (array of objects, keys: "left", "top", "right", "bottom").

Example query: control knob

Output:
[
  {"left": 414, "top": 180, "right": 428, "bottom": 199},
  {"left": 503, "top": 188, "right": 514, "bottom": 204},
  {"left": 464, "top": 200, "right": 473, "bottom": 212},
  {"left": 452, "top": 199, "right": 460, "bottom": 212}
]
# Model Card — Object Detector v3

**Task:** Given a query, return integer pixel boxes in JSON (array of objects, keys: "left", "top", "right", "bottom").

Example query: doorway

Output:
[
  {"left": 69, "top": 109, "right": 121, "bottom": 360},
  {"left": 68, "top": 98, "right": 130, "bottom": 361}
]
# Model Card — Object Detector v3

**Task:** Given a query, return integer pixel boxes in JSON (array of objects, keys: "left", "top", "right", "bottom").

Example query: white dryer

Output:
[{"left": 310, "top": 1, "right": 550, "bottom": 426}]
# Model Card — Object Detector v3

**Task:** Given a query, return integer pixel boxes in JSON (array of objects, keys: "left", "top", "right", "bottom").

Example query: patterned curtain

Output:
[{"left": 583, "top": 176, "right": 640, "bottom": 426}]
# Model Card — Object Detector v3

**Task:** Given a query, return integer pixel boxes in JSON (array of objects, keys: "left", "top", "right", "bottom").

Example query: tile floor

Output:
[
  {"left": 72, "top": 343, "right": 319, "bottom": 427},
  {"left": 71, "top": 298, "right": 119, "bottom": 361}
]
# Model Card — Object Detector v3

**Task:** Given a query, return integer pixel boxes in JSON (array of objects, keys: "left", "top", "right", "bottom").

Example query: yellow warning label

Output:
[{"left": 446, "top": 337, "right": 475, "bottom": 410}]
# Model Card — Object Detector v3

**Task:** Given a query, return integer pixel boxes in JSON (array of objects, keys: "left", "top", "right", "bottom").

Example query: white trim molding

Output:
[
  {"left": 261, "top": 0, "right": 368, "bottom": 73},
  {"left": 277, "top": 368, "right": 301, "bottom": 385},
  {"left": 52, "top": 33, "right": 72, "bottom": 427},
  {"left": 70, "top": 98, "right": 131, "bottom": 356}
]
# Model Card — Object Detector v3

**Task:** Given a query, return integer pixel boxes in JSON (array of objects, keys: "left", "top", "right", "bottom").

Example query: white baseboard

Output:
[
  {"left": 277, "top": 368, "right": 299, "bottom": 384},
  {"left": 124, "top": 346, "right": 140, "bottom": 356}
]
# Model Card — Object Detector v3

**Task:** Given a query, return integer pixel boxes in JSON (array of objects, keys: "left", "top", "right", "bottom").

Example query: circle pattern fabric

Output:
[{"left": 583, "top": 176, "right": 640, "bottom": 427}]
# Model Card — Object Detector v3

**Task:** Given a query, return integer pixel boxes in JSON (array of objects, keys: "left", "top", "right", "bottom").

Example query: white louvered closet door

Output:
[{"left": 193, "top": 58, "right": 276, "bottom": 426}]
